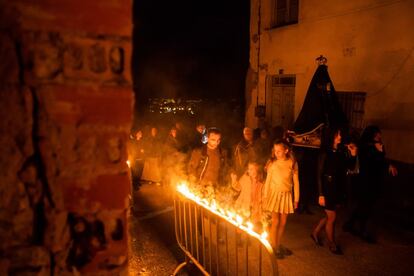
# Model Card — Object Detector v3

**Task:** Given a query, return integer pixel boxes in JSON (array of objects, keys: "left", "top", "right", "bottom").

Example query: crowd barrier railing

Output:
[{"left": 173, "top": 184, "right": 278, "bottom": 276}]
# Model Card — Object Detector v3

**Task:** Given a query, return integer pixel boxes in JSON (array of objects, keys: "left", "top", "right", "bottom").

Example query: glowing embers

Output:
[{"left": 176, "top": 181, "right": 271, "bottom": 250}]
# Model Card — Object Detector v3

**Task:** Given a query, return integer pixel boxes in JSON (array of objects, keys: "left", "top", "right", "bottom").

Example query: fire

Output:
[
  {"left": 236, "top": 214, "right": 243, "bottom": 225},
  {"left": 176, "top": 181, "right": 272, "bottom": 250},
  {"left": 246, "top": 221, "right": 254, "bottom": 231},
  {"left": 126, "top": 160, "right": 131, "bottom": 168}
]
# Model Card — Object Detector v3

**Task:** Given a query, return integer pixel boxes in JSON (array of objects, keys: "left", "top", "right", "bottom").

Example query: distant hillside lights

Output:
[{"left": 149, "top": 98, "right": 201, "bottom": 115}]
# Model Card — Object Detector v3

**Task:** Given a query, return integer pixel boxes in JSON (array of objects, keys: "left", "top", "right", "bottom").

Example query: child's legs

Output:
[
  {"left": 270, "top": 212, "right": 280, "bottom": 248},
  {"left": 276, "top": 213, "right": 288, "bottom": 248}
]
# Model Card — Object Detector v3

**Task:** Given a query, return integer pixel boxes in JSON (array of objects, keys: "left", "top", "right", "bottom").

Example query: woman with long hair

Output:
[
  {"left": 311, "top": 128, "right": 357, "bottom": 254},
  {"left": 262, "top": 139, "right": 299, "bottom": 259}
]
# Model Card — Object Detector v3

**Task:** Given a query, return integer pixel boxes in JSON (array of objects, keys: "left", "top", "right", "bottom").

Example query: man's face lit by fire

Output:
[{"left": 207, "top": 133, "right": 221, "bottom": 150}]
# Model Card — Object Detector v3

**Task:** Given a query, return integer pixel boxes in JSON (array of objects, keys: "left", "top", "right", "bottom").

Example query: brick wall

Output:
[{"left": 0, "top": 1, "right": 133, "bottom": 274}]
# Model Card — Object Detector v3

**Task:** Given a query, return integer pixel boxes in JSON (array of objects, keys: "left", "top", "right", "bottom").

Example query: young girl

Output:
[
  {"left": 263, "top": 140, "right": 299, "bottom": 259},
  {"left": 231, "top": 162, "right": 264, "bottom": 228}
]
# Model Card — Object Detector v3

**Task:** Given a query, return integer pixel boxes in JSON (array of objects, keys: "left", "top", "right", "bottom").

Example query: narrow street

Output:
[
  {"left": 129, "top": 182, "right": 183, "bottom": 275},
  {"left": 130, "top": 182, "right": 414, "bottom": 276}
]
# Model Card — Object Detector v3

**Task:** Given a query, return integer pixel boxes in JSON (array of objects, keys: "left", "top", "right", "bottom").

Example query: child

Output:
[
  {"left": 231, "top": 162, "right": 264, "bottom": 229},
  {"left": 263, "top": 140, "right": 299, "bottom": 259}
]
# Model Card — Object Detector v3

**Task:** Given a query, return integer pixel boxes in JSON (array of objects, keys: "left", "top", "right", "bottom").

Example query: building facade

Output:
[{"left": 247, "top": 0, "right": 414, "bottom": 163}]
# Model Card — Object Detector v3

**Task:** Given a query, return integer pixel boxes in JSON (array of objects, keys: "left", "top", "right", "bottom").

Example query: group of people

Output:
[
  {"left": 128, "top": 122, "right": 201, "bottom": 188},
  {"left": 186, "top": 126, "right": 299, "bottom": 259},
  {"left": 311, "top": 126, "right": 397, "bottom": 255},
  {"left": 129, "top": 122, "right": 397, "bottom": 259}
]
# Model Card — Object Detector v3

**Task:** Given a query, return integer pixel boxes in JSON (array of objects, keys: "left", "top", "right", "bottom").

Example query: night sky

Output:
[{"left": 132, "top": 0, "right": 250, "bottom": 108}]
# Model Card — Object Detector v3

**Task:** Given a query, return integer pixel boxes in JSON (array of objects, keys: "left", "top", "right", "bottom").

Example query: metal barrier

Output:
[{"left": 173, "top": 184, "right": 278, "bottom": 276}]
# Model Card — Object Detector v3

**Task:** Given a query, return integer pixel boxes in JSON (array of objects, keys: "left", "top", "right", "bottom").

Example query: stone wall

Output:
[{"left": 0, "top": 1, "right": 133, "bottom": 275}]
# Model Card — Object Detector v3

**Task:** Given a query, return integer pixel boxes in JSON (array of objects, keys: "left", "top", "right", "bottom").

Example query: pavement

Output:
[
  {"left": 128, "top": 182, "right": 184, "bottom": 276},
  {"left": 129, "top": 182, "right": 414, "bottom": 276}
]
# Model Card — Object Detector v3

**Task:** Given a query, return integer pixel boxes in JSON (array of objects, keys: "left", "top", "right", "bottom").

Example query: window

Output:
[
  {"left": 271, "top": 0, "right": 299, "bottom": 28},
  {"left": 271, "top": 74, "right": 296, "bottom": 86},
  {"left": 336, "top": 92, "right": 366, "bottom": 130}
]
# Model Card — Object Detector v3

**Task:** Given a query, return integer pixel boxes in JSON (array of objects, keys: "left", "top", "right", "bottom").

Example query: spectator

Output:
[
  {"left": 262, "top": 139, "right": 299, "bottom": 259},
  {"left": 141, "top": 127, "right": 162, "bottom": 184},
  {"left": 162, "top": 127, "right": 184, "bottom": 188},
  {"left": 234, "top": 127, "right": 257, "bottom": 177},
  {"left": 128, "top": 129, "right": 145, "bottom": 189},
  {"left": 190, "top": 123, "right": 208, "bottom": 149},
  {"left": 164, "top": 127, "right": 179, "bottom": 154},
  {"left": 343, "top": 125, "right": 397, "bottom": 243},
  {"left": 254, "top": 128, "right": 272, "bottom": 167},
  {"left": 188, "top": 127, "right": 229, "bottom": 198},
  {"left": 311, "top": 128, "right": 357, "bottom": 255},
  {"left": 231, "top": 161, "right": 264, "bottom": 228},
  {"left": 175, "top": 121, "right": 189, "bottom": 152}
]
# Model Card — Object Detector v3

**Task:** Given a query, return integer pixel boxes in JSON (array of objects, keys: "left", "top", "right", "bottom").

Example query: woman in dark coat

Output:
[
  {"left": 343, "top": 125, "right": 397, "bottom": 242},
  {"left": 311, "top": 128, "right": 357, "bottom": 254}
]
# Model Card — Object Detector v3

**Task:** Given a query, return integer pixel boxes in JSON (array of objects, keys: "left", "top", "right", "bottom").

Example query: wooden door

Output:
[{"left": 266, "top": 75, "right": 295, "bottom": 129}]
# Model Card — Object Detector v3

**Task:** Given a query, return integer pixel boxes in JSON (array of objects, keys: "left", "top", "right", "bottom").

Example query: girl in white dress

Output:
[
  {"left": 263, "top": 140, "right": 299, "bottom": 259},
  {"left": 231, "top": 162, "right": 263, "bottom": 227}
]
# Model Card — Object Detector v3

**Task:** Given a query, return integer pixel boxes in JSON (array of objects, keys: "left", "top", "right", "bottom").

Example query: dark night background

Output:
[{"left": 132, "top": 0, "right": 250, "bottom": 126}]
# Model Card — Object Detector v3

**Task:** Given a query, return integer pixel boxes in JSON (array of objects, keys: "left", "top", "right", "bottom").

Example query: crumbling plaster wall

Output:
[{"left": 0, "top": 0, "right": 133, "bottom": 274}]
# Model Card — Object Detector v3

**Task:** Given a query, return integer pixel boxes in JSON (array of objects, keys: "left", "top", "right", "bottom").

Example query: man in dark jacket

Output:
[
  {"left": 343, "top": 125, "right": 397, "bottom": 243},
  {"left": 188, "top": 127, "right": 228, "bottom": 197}
]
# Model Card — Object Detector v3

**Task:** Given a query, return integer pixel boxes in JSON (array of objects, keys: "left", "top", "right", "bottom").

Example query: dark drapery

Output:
[{"left": 293, "top": 65, "right": 348, "bottom": 134}]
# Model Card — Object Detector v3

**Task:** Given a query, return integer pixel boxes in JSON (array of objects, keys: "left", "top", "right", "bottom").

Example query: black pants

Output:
[{"left": 345, "top": 176, "right": 382, "bottom": 236}]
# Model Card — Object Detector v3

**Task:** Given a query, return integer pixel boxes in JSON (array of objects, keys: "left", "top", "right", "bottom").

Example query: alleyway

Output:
[
  {"left": 129, "top": 183, "right": 183, "bottom": 275},
  {"left": 130, "top": 182, "right": 414, "bottom": 276}
]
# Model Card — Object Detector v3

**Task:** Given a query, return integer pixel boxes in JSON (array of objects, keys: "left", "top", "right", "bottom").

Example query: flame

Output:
[
  {"left": 126, "top": 160, "right": 131, "bottom": 168},
  {"left": 176, "top": 181, "right": 272, "bottom": 250},
  {"left": 236, "top": 215, "right": 243, "bottom": 225},
  {"left": 246, "top": 221, "right": 254, "bottom": 231},
  {"left": 261, "top": 231, "right": 268, "bottom": 240}
]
